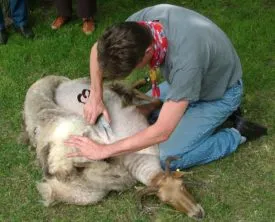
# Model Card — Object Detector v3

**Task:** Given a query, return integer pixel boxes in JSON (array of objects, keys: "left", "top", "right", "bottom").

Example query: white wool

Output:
[
  {"left": 55, "top": 80, "right": 159, "bottom": 156},
  {"left": 24, "top": 75, "right": 163, "bottom": 206},
  {"left": 51, "top": 117, "right": 86, "bottom": 141}
]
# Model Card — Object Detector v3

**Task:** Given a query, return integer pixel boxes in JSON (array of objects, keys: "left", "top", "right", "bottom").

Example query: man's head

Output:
[{"left": 97, "top": 22, "right": 153, "bottom": 79}]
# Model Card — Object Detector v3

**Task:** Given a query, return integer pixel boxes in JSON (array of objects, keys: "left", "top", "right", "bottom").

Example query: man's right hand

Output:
[{"left": 84, "top": 95, "right": 111, "bottom": 124}]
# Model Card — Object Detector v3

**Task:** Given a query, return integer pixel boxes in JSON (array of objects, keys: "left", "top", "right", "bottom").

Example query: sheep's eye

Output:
[{"left": 75, "top": 166, "right": 85, "bottom": 173}]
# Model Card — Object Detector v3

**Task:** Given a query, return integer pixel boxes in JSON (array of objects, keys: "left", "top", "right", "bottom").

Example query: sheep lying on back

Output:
[{"left": 23, "top": 75, "right": 204, "bottom": 220}]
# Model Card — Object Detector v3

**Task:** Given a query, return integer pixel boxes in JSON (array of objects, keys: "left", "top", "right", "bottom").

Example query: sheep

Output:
[{"left": 22, "top": 75, "right": 205, "bottom": 220}]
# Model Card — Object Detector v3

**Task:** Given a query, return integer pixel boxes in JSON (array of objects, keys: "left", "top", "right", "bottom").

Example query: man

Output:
[
  {"left": 0, "top": 0, "right": 34, "bottom": 45},
  {"left": 65, "top": 4, "right": 266, "bottom": 170}
]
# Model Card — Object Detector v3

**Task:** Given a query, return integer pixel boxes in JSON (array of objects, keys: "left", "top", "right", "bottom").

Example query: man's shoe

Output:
[
  {"left": 51, "top": 16, "right": 70, "bottom": 30},
  {"left": 16, "top": 25, "right": 34, "bottom": 39},
  {"left": 228, "top": 107, "right": 242, "bottom": 122},
  {"left": 82, "top": 18, "right": 95, "bottom": 35},
  {"left": 0, "top": 29, "right": 8, "bottom": 44},
  {"left": 234, "top": 116, "right": 268, "bottom": 141}
]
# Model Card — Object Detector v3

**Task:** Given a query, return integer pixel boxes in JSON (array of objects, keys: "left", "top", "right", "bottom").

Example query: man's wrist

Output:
[
  {"left": 90, "top": 87, "right": 103, "bottom": 101},
  {"left": 102, "top": 144, "right": 114, "bottom": 158}
]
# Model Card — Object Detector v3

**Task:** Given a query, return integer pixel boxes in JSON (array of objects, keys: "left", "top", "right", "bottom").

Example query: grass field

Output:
[{"left": 0, "top": 0, "right": 274, "bottom": 221}]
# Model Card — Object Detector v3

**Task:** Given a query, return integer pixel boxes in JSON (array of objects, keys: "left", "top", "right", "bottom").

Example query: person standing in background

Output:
[
  {"left": 51, "top": 0, "right": 97, "bottom": 35},
  {"left": 0, "top": 0, "right": 34, "bottom": 45}
]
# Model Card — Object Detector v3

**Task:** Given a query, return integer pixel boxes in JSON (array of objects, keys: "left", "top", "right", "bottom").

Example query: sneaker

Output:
[
  {"left": 82, "top": 18, "right": 95, "bottom": 35},
  {"left": 51, "top": 16, "right": 70, "bottom": 30}
]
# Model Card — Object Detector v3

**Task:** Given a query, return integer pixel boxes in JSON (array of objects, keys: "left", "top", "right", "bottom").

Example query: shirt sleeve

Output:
[
  {"left": 126, "top": 15, "right": 136, "bottom": 22},
  {"left": 165, "top": 67, "right": 203, "bottom": 102},
  {"left": 126, "top": 11, "right": 143, "bottom": 22}
]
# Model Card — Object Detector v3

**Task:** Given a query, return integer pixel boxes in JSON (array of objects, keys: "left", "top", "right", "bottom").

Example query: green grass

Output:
[{"left": 0, "top": 0, "right": 274, "bottom": 221}]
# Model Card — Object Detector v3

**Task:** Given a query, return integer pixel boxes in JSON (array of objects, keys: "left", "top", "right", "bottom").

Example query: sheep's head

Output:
[{"left": 138, "top": 157, "right": 205, "bottom": 220}]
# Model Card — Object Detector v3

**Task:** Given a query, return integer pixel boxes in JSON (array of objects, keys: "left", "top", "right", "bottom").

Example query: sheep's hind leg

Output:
[
  {"left": 37, "top": 178, "right": 107, "bottom": 206},
  {"left": 131, "top": 79, "right": 163, "bottom": 118}
]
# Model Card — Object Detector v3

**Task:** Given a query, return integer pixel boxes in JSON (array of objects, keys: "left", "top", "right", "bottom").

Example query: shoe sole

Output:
[
  {"left": 51, "top": 26, "right": 59, "bottom": 30},
  {"left": 83, "top": 27, "right": 94, "bottom": 35},
  {"left": 51, "top": 18, "right": 70, "bottom": 30}
]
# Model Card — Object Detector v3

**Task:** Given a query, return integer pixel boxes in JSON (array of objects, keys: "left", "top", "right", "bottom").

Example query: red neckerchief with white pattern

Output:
[{"left": 138, "top": 21, "right": 168, "bottom": 98}]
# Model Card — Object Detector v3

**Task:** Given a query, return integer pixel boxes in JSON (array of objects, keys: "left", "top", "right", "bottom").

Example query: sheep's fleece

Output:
[{"left": 23, "top": 75, "right": 162, "bottom": 206}]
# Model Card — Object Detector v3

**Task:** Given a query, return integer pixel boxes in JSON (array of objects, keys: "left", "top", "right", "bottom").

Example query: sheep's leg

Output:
[
  {"left": 135, "top": 100, "right": 163, "bottom": 118},
  {"left": 133, "top": 89, "right": 157, "bottom": 102},
  {"left": 131, "top": 88, "right": 163, "bottom": 118},
  {"left": 132, "top": 78, "right": 148, "bottom": 89},
  {"left": 37, "top": 178, "right": 108, "bottom": 206}
]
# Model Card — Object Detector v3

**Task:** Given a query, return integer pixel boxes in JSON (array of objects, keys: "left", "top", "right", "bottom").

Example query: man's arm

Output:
[
  {"left": 84, "top": 43, "right": 111, "bottom": 124},
  {"left": 90, "top": 43, "right": 102, "bottom": 101},
  {"left": 66, "top": 99, "right": 189, "bottom": 160},
  {"left": 107, "top": 99, "right": 189, "bottom": 156}
]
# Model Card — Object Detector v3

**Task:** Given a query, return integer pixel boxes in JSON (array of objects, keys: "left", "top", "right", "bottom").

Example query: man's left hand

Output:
[{"left": 64, "top": 136, "right": 108, "bottom": 160}]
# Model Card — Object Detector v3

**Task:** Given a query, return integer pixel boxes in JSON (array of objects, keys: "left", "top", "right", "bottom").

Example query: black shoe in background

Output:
[
  {"left": 0, "top": 29, "right": 8, "bottom": 44},
  {"left": 16, "top": 24, "right": 35, "bottom": 39}
]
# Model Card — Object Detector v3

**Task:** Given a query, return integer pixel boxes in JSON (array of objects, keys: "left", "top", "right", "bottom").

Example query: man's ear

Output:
[{"left": 145, "top": 45, "right": 153, "bottom": 55}]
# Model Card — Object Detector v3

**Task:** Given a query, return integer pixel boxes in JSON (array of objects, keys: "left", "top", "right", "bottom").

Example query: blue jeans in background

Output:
[
  {"left": 0, "top": 0, "right": 28, "bottom": 30},
  {"left": 0, "top": 9, "right": 4, "bottom": 30},
  {"left": 146, "top": 80, "right": 243, "bottom": 170}
]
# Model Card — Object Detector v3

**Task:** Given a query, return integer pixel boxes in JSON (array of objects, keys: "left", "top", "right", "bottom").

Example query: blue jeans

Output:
[
  {"left": 0, "top": 0, "right": 28, "bottom": 30},
  {"left": 146, "top": 80, "right": 243, "bottom": 170},
  {"left": 0, "top": 8, "right": 4, "bottom": 30}
]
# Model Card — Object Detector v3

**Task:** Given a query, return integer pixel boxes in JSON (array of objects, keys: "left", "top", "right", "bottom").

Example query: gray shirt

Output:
[{"left": 127, "top": 4, "right": 242, "bottom": 102}]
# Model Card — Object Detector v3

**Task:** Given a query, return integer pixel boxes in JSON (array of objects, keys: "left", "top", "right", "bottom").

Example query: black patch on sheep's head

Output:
[{"left": 77, "top": 89, "right": 90, "bottom": 104}]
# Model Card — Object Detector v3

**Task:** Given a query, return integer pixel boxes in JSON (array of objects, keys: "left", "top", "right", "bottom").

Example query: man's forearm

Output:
[
  {"left": 107, "top": 122, "right": 170, "bottom": 157},
  {"left": 90, "top": 43, "right": 103, "bottom": 99}
]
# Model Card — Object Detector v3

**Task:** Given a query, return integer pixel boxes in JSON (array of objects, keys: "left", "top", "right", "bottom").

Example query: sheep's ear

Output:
[
  {"left": 17, "top": 113, "right": 30, "bottom": 145},
  {"left": 171, "top": 171, "right": 185, "bottom": 178}
]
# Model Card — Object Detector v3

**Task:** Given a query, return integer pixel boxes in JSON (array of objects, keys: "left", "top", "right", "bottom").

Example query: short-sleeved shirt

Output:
[{"left": 126, "top": 4, "right": 242, "bottom": 102}]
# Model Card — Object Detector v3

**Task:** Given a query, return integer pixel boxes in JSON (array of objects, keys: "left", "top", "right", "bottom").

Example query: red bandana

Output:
[
  {"left": 138, "top": 21, "right": 168, "bottom": 98},
  {"left": 138, "top": 21, "right": 168, "bottom": 68}
]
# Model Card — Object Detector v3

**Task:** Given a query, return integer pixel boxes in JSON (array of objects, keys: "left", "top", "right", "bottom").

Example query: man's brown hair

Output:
[{"left": 97, "top": 22, "right": 153, "bottom": 78}]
